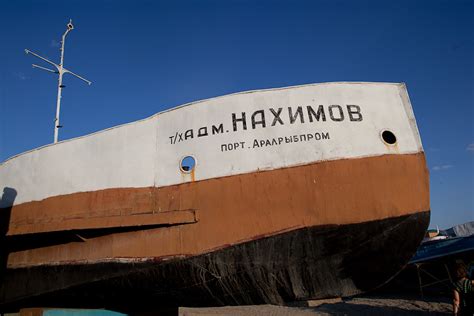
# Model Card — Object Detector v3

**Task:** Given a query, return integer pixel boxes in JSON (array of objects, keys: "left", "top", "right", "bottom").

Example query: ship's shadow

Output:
[{"left": 0, "top": 187, "right": 17, "bottom": 280}]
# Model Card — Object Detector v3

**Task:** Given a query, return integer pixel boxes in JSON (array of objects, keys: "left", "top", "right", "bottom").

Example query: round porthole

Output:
[
  {"left": 180, "top": 156, "right": 196, "bottom": 173},
  {"left": 381, "top": 130, "right": 397, "bottom": 145}
]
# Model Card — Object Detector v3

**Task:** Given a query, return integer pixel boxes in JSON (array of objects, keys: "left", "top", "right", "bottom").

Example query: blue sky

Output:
[{"left": 0, "top": 0, "right": 472, "bottom": 229}]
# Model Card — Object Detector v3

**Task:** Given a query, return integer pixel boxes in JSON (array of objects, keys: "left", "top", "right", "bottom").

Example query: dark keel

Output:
[{"left": 1, "top": 211, "right": 429, "bottom": 312}]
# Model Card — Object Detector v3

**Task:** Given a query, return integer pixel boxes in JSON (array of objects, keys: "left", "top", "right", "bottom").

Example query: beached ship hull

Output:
[{"left": 0, "top": 82, "right": 429, "bottom": 311}]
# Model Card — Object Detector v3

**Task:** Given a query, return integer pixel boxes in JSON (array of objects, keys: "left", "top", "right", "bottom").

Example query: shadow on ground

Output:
[{"left": 298, "top": 295, "right": 451, "bottom": 315}]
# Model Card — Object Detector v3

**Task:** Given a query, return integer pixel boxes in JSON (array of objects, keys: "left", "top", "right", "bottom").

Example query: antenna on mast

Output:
[{"left": 25, "top": 19, "right": 91, "bottom": 144}]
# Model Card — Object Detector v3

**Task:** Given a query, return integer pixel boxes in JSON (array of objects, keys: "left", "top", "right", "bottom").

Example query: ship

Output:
[{"left": 0, "top": 82, "right": 430, "bottom": 312}]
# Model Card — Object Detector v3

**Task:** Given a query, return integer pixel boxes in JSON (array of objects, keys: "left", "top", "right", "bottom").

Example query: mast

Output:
[{"left": 25, "top": 19, "right": 91, "bottom": 143}]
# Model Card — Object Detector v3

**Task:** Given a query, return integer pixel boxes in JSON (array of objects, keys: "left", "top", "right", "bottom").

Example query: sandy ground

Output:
[
  {"left": 7, "top": 295, "right": 452, "bottom": 315},
  {"left": 179, "top": 295, "right": 452, "bottom": 315}
]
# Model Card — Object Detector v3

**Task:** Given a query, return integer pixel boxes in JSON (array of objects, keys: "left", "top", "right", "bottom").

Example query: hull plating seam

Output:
[{"left": 1, "top": 211, "right": 430, "bottom": 310}]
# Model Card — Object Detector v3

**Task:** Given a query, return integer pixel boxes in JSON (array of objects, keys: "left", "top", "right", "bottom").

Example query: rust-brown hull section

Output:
[
  {"left": 1, "top": 153, "right": 430, "bottom": 309},
  {"left": 5, "top": 153, "right": 429, "bottom": 268}
]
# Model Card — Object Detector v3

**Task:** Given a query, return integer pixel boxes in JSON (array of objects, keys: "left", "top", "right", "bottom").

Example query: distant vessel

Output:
[
  {"left": 414, "top": 222, "right": 474, "bottom": 263},
  {"left": 0, "top": 82, "right": 430, "bottom": 311}
]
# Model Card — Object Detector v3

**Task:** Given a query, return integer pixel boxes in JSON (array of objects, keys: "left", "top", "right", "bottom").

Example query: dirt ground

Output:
[{"left": 179, "top": 295, "right": 452, "bottom": 315}]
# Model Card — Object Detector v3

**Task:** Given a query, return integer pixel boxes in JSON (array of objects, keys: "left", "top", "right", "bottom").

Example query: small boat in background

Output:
[
  {"left": 423, "top": 226, "right": 448, "bottom": 243},
  {"left": 412, "top": 222, "right": 474, "bottom": 264}
]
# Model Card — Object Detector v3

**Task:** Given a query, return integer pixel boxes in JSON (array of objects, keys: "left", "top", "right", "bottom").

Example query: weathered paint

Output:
[
  {"left": 8, "top": 209, "right": 198, "bottom": 236},
  {"left": 6, "top": 152, "right": 429, "bottom": 267},
  {"left": 0, "top": 82, "right": 422, "bottom": 206},
  {"left": 2, "top": 212, "right": 429, "bottom": 309},
  {"left": 0, "top": 82, "right": 429, "bottom": 308}
]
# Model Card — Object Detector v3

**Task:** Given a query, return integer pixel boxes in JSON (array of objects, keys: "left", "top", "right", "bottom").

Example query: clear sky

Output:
[{"left": 0, "top": 0, "right": 472, "bottom": 229}]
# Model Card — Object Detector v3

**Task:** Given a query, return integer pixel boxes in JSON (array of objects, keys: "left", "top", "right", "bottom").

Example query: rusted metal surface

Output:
[
  {"left": 5, "top": 153, "right": 429, "bottom": 268},
  {"left": 7, "top": 209, "right": 198, "bottom": 236},
  {"left": 0, "top": 82, "right": 430, "bottom": 309},
  {"left": 1, "top": 212, "right": 429, "bottom": 310}
]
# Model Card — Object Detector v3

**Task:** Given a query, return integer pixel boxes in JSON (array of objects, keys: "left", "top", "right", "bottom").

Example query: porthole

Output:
[
  {"left": 381, "top": 130, "right": 397, "bottom": 145},
  {"left": 180, "top": 156, "right": 196, "bottom": 173}
]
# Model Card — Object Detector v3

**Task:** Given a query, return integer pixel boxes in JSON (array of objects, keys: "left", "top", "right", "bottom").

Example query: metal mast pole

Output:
[
  {"left": 54, "top": 21, "right": 72, "bottom": 143},
  {"left": 25, "top": 19, "right": 91, "bottom": 144}
]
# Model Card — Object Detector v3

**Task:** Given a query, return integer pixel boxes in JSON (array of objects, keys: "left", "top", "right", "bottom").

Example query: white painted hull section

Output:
[{"left": 0, "top": 82, "right": 423, "bottom": 206}]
